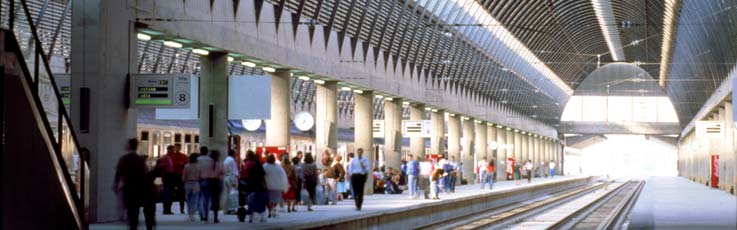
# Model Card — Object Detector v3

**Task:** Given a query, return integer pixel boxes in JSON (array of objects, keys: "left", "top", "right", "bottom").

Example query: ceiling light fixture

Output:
[
  {"left": 313, "top": 79, "right": 325, "bottom": 85},
  {"left": 192, "top": 48, "right": 209, "bottom": 56},
  {"left": 353, "top": 89, "right": 363, "bottom": 94},
  {"left": 163, "top": 40, "right": 182, "bottom": 48},
  {"left": 137, "top": 33, "right": 151, "bottom": 41},
  {"left": 298, "top": 75, "right": 310, "bottom": 81},
  {"left": 262, "top": 67, "right": 276, "bottom": 73},
  {"left": 241, "top": 61, "right": 256, "bottom": 68}
]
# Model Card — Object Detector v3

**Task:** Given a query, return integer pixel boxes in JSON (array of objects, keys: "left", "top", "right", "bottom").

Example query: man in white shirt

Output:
[
  {"left": 223, "top": 150, "right": 239, "bottom": 214},
  {"left": 477, "top": 157, "right": 488, "bottom": 188},
  {"left": 549, "top": 161, "right": 556, "bottom": 178},
  {"left": 349, "top": 148, "right": 370, "bottom": 210}
]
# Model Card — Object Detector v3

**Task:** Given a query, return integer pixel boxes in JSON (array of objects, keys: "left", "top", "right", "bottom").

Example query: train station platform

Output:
[
  {"left": 629, "top": 176, "right": 737, "bottom": 230},
  {"left": 91, "top": 175, "right": 593, "bottom": 230}
]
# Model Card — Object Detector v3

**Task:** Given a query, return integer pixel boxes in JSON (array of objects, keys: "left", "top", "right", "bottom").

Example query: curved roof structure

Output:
[{"left": 14, "top": 0, "right": 737, "bottom": 127}]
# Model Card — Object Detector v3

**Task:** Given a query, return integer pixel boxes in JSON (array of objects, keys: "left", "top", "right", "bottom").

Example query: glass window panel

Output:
[
  {"left": 607, "top": 96, "right": 632, "bottom": 122},
  {"left": 582, "top": 96, "right": 607, "bottom": 121},
  {"left": 561, "top": 96, "right": 582, "bottom": 121},
  {"left": 632, "top": 97, "right": 657, "bottom": 122},
  {"left": 657, "top": 97, "right": 679, "bottom": 122}
]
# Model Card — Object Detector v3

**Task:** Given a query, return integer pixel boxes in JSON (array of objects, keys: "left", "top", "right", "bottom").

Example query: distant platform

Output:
[
  {"left": 629, "top": 176, "right": 737, "bottom": 230},
  {"left": 91, "top": 175, "right": 589, "bottom": 230}
]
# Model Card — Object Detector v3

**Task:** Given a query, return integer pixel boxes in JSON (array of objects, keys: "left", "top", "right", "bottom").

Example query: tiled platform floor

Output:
[
  {"left": 91, "top": 175, "right": 582, "bottom": 230},
  {"left": 629, "top": 176, "right": 737, "bottom": 230}
]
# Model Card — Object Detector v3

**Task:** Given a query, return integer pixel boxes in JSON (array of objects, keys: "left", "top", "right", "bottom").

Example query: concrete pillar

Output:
[
  {"left": 266, "top": 71, "right": 290, "bottom": 147},
  {"left": 474, "top": 121, "right": 488, "bottom": 169},
  {"left": 462, "top": 118, "right": 475, "bottom": 184},
  {"left": 496, "top": 127, "right": 507, "bottom": 180},
  {"left": 725, "top": 102, "right": 735, "bottom": 193},
  {"left": 315, "top": 81, "right": 338, "bottom": 168},
  {"left": 383, "top": 98, "right": 403, "bottom": 170},
  {"left": 521, "top": 133, "right": 528, "bottom": 162},
  {"left": 528, "top": 134, "right": 535, "bottom": 164},
  {"left": 430, "top": 109, "right": 445, "bottom": 155},
  {"left": 71, "top": 0, "right": 136, "bottom": 222},
  {"left": 448, "top": 114, "right": 461, "bottom": 161},
  {"left": 532, "top": 136, "right": 539, "bottom": 170},
  {"left": 505, "top": 128, "right": 514, "bottom": 178},
  {"left": 718, "top": 107, "right": 727, "bottom": 190},
  {"left": 409, "top": 104, "right": 426, "bottom": 158},
  {"left": 354, "top": 91, "right": 374, "bottom": 195},
  {"left": 199, "top": 53, "right": 229, "bottom": 153},
  {"left": 487, "top": 124, "right": 496, "bottom": 161},
  {"left": 514, "top": 131, "right": 522, "bottom": 162}
]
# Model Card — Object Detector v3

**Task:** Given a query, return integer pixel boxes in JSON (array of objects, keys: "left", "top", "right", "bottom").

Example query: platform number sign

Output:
[{"left": 131, "top": 74, "right": 192, "bottom": 108}]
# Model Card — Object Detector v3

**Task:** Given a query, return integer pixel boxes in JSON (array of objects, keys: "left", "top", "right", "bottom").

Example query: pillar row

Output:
[
  {"left": 266, "top": 70, "right": 290, "bottom": 147},
  {"left": 409, "top": 104, "right": 426, "bottom": 159},
  {"left": 383, "top": 98, "right": 403, "bottom": 170},
  {"left": 315, "top": 81, "right": 337, "bottom": 167},
  {"left": 354, "top": 91, "right": 374, "bottom": 195}
]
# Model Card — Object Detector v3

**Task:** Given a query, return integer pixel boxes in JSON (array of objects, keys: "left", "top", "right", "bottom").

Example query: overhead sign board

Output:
[
  {"left": 131, "top": 74, "right": 192, "bottom": 108},
  {"left": 402, "top": 120, "right": 432, "bottom": 137},
  {"left": 696, "top": 121, "right": 725, "bottom": 138},
  {"left": 228, "top": 75, "right": 271, "bottom": 119},
  {"left": 373, "top": 120, "right": 384, "bottom": 137}
]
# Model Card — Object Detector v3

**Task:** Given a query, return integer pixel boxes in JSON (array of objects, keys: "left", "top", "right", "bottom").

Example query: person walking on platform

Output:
[
  {"left": 182, "top": 154, "right": 201, "bottom": 221},
  {"left": 525, "top": 160, "right": 534, "bottom": 184},
  {"left": 549, "top": 160, "right": 556, "bottom": 178},
  {"left": 199, "top": 150, "right": 225, "bottom": 223},
  {"left": 157, "top": 145, "right": 188, "bottom": 215},
  {"left": 430, "top": 167, "right": 445, "bottom": 200},
  {"left": 514, "top": 159, "right": 522, "bottom": 185},
  {"left": 484, "top": 160, "right": 495, "bottom": 190},
  {"left": 326, "top": 154, "right": 345, "bottom": 205},
  {"left": 292, "top": 152, "right": 304, "bottom": 208},
  {"left": 477, "top": 157, "right": 489, "bottom": 188},
  {"left": 281, "top": 154, "right": 298, "bottom": 212},
  {"left": 241, "top": 150, "right": 268, "bottom": 223},
  {"left": 302, "top": 153, "right": 319, "bottom": 211},
  {"left": 114, "top": 139, "right": 156, "bottom": 230},
  {"left": 405, "top": 154, "right": 420, "bottom": 199},
  {"left": 419, "top": 158, "right": 432, "bottom": 199},
  {"left": 263, "top": 154, "right": 289, "bottom": 218},
  {"left": 349, "top": 148, "right": 370, "bottom": 211},
  {"left": 223, "top": 150, "right": 240, "bottom": 215},
  {"left": 444, "top": 156, "right": 458, "bottom": 193}
]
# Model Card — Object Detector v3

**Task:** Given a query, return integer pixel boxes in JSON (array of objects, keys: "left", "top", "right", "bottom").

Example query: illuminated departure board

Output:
[{"left": 131, "top": 74, "right": 191, "bottom": 108}]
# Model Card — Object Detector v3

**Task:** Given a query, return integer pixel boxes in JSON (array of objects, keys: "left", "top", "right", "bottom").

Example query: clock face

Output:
[
  {"left": 242, "top": 119, "right": 262, "bottom": 131},
  {"left": 294, "top": 111, "right": 314, "bottom": 131}
]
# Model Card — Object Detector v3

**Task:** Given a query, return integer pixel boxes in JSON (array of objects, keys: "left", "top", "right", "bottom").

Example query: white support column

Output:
[
  {"left": 354, "top": 91, "right": 374, "bottom": 195},
  {"left": 475, "top": 121, "right": 488, "bottom": 169},
  {"left": 533, "top": 136, "right": 539, "bottom": 171},
  {"left": 383, "top": 98, "right": 403, "bottom": 170},
  {"left": 316, "top": 81, "right": 338, "bottom": 168},
  {"left": 71, "top": 0, "right": 136, "bottom": 222},
  {"left": 725, "top": 102, "right": 735, "bottom": 194},
  {"left": 505, "top": 129, "right": 514, "bottom": 180},
  {"left": 496, "top": 127, "right": 507, "bottom": 180},
  {"left": 487, "top": 124, "right": 496, "bottom": 162},
  {"left": 409, "top": 104, "right": 426, "bottom": 159},
  {"left": 199, "top": 52, "right": 229, "bottom": 153},
  {"left": 521, "top": 133, "right": 529, "bottom": 162},
  {"left": 448, "top": 114, "right": 461, "bottom": 162},
  {"left": 514, "top": 131, "right": 522, "bottom": 162},
  {"left": 266, "top": 70, "right": 291, "bottom": 147},
  {"left": 462, "top": 118, "right": 475, "bottom": 184},
  {"left": 430, "top": 109, "right": 445, "bottom": 156}
]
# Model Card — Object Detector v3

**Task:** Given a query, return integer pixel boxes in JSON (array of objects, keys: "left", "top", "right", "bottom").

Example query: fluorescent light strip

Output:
[
  {"left": 137, "top": 33, "right": 151, "bottom": 41},
  {"left": 241, "top": 61, "right": 256, "bottom": 68},
  {"left": 592, "top": 0, "right": 625, "bottom": 61},
  {"left": 227, "top": 57, "right": 234, "bottom": 62},
  {"left": 313, "top": 79, "right": 325, "bottom": 84},
  {"left": 262, "top": 67, "right": 276, "bottom": 73},
  {"left": 298, "top": 76, "right": 310, "bottom": 81},
  {"left": 192, "top": 48, "right": 209, "bottom": 56},
  {"left": 163, "top": 41, "right": 182, "bottom": 48}
]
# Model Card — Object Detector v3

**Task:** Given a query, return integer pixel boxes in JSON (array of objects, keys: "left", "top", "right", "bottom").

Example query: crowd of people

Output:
[
  {"left": 113, "top": 138, "right": 556, "bottom": 230},
  {"left": 113, "top": 139, "right": 375, "bottom": 229}
]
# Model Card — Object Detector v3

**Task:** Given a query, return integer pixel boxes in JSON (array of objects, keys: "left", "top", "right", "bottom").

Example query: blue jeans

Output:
[
  {"left": 448, "top": 174, "right": 456, "bottom": 192},
  {"left": 486, "top": 173, "right": 494, "bottom": 190},
  {"left": 431, "top": 180, "right": 440, "bottom": 198},
  {"left": 550, "top": 169, "right": 555, "bottom": 177},
  {"left": 408, "top": 175, "right": 419, "bottom": 198},
  {"left": 184, "top": 181, "right": 200, "bottom": 216},
  {"left": 479, "top": 171, "right": 487, "bottom": 188},
  {"left": 443, "top": 174, "right": 451, "bottom": 192},
  {"left": 199, "top": 180, "right": 211, "bottom": 220}
]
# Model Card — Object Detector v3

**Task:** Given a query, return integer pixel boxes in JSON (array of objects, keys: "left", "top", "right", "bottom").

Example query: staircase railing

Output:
[{"left": 2, "top": 0, "right": 87, "bottom": 229}]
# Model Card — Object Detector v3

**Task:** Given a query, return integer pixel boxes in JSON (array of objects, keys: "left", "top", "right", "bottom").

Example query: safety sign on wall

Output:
[{"left": 131, "top": 74, "right": 192, "bottom": 108}]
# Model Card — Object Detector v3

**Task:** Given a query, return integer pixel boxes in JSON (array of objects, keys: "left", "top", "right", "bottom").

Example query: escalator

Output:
[{"left": 2, "top": 0, "right": 86, "bottom": 229}]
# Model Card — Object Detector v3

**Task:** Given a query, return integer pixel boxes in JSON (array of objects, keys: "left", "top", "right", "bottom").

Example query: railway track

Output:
[{"left": 416, "top": 179, "right": 644, "bottom": 230}]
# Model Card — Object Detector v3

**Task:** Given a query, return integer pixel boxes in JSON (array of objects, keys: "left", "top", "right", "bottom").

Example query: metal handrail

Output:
[{"left": 6, "top": 0, "right": 88, "bottom": 228}]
